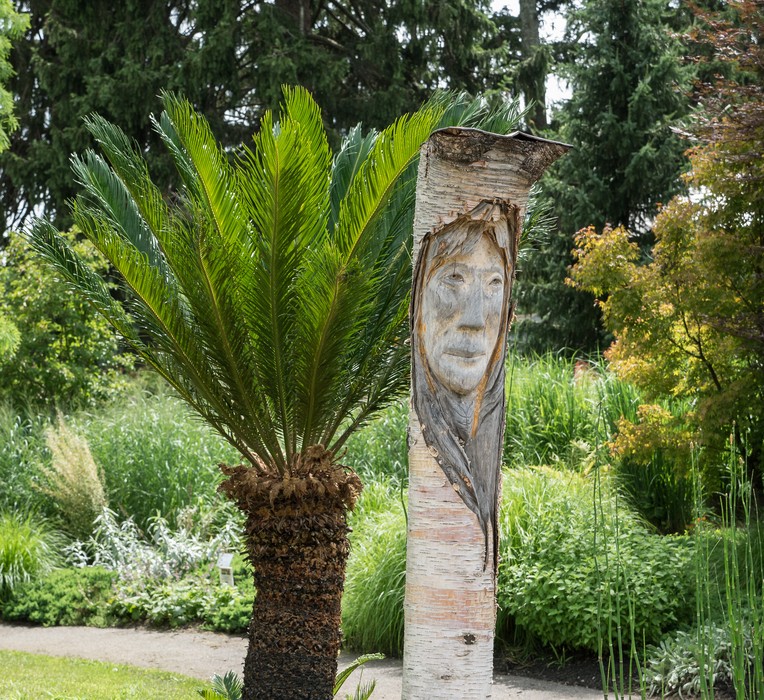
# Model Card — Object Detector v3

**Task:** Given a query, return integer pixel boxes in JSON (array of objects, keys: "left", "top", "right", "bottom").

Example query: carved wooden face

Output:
[{"left": 421, "top": 232, "right": 506, "bottom": 396}]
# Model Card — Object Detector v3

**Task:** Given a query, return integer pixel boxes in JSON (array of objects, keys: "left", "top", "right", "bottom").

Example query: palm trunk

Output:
[{"left": 219, "top": 446, "right": 361, "bottom": 700}]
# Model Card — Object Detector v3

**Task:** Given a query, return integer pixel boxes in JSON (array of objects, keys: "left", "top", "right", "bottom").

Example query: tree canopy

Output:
[
  {"left": 1, "top": 0, "right": 520, "bottom": 235},
  {"left": 569, "top": 0, "right": 764, "bottom": 485}
]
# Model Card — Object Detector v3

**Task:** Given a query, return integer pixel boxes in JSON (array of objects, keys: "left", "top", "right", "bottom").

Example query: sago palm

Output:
[{"left": 29, "top": 87, "right": 521, "bottom": 699}]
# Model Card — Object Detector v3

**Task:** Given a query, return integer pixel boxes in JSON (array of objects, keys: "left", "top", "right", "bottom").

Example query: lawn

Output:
[{"left": 0, "top": 650, "right": 204, "bottom": 699}]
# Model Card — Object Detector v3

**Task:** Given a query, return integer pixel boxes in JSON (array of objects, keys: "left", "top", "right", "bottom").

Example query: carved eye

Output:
[
  {"left": 487, "top": 275, "right": 504, "bottom": 292},
  {"left": 442, "top": 270, "right": 465, "bottom": 286}
]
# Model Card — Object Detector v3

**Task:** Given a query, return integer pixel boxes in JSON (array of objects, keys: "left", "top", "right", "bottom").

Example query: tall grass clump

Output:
[
  {"left": 0, "top": 511, "right": 62, "bottom": 600},
  {"left": 503, "top": 354, "right": 641, "bottom": 471},
  {"left": 343, "top": 400, "right": 408, "bottom": 484},
  {"left": 703, "top": 442, "right": 763, "bottom": 697},
  {"left": 0, "top": 403, "right": 49, "bottom": 515},
  {"left": 497, "top": 467, "right": 694, "bottom": 653},
  {"left": 76, "top": 380, "right": 239, "bottom": 528},
  {"left": 644, "top": 440, "right": 764, "bottom": 698},
  {"left": 39, "top": 416, "right": 107, "bottom": 539},
  {"left": 342, "top": 481, "right": 407, "bottom": 657}
]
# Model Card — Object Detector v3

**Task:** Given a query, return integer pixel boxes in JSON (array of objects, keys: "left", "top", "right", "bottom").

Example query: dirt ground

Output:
[{"left": 0, "top": 622, "right": 610, "bottom": 699}]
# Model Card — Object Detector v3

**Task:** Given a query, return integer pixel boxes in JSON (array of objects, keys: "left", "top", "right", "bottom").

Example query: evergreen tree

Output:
[
  {"left": 1, "top": 0, "right": 509, "bottom": 234},
  {"left": 515, "top": 0, "right": 693, "bottom": 353},
  {"left": 1, "top": 0, "right": 246, "bottom": 233}
]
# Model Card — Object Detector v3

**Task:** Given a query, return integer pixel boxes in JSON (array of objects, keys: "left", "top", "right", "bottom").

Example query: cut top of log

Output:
[{"left": 428, "top": 128, "right": 571, "bottom": 182}]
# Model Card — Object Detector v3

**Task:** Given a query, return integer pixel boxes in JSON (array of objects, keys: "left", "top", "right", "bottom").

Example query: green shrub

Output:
[
  {"left": 0, "top": 230, "right": 132, "bottom": 409},
  {"left": 342, "top": 482, "right": 407, "bottom": 656},
  {"left": 2, "top": 566, "right": 116, "bottom": 626},
  {"left": 202, "top": 580, "right": 253, "bottom": 633},
  {"left": 497, "top": 467, "right": 694, "bottom": 652},
  {"left": 76, "top": 382, "right": 239, "bottom": 528},
  {"left": 0, "top": 511, "right": 62, "bottom": 600},
  {"left": 112, "top": 571, "right": 254, "bottom": 631},
  {"left": 344, "top": 400, "right": 408, "bottom": 483}
]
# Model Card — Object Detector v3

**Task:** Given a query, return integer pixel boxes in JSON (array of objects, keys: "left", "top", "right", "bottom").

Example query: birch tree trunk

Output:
[{"left": 403, "top": 128, "right": 569, "bottom": 700}]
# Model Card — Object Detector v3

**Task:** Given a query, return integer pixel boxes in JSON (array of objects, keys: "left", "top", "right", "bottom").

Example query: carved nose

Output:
[{"left": 459, "top": 287, "right": 485, "bottom": 329}]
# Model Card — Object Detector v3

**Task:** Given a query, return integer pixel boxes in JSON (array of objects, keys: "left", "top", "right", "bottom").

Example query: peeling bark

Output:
[{"left": 403, "top": 128, "right": 568, "bottom": 699}]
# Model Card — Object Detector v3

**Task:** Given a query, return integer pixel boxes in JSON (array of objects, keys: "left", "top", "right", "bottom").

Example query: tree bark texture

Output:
[
  {"left": 219, "top": 446, "right": 361, "bottom": 700},
  {"left": 403, "top": 128, "right": 569, "bottom": 700},
  {"left": 519, "top": 0, "right": 548, "bottom": 130}
]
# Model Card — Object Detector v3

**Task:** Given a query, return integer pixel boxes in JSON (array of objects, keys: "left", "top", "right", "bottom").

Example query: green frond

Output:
[
  {"left": 333, "top": 105, "right": 445, "bottom": 265},
  {"left": 83, "top": 114, "right": 170, "bottom": 246},
  {"left": 70, "top": 203, "right": 197, "bottom": 363},
  {"left": 71, "top": 150, "right": 166, "bottom": 272},
  {"left": 294, "top": 246, "right": 379, "bottom": 449},
  {"left": 153, "top": 94, "right": 286, "bottom": 467},
  {"left": 151, "top": 99, "right": 201, "bottom": 196},
  {"left": 160, "top": 93, "right": 248, "bottom": 251},
  {"left": 26, "top": 219, "right": 144, "bottom": 349},
  {"left": 30, "top": 216, "right": 266, "bottom": 466},
  {"left": 329, "top": 124, "right": 377, "bottom": 235},
  {"left": 234, "top": 88, "right": 332, "bottom": 461},
  {"left": 432, "top": 91, "right": 525, "bottom": 134}
]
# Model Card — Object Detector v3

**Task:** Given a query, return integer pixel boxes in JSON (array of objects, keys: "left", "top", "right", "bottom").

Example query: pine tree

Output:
[
  {"left": 515, "top": 0, "right": 693, "bottom": 353},
  {"left": 1, "top": 0, "right": 508, "bottom": 234}
]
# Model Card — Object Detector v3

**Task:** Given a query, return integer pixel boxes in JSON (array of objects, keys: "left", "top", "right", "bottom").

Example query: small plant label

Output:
[{"left": 217, "top": 552, "right": 235, "bottom": 586}]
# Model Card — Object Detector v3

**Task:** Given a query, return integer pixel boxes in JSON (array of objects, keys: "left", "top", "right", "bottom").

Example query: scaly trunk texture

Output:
[{"left": 219, "top": 446, "right": 361, "bottom": 700}]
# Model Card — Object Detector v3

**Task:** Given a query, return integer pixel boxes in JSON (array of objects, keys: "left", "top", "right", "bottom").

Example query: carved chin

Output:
[{"left": 432, "top": 353, "right": 488, "bottom": 395}]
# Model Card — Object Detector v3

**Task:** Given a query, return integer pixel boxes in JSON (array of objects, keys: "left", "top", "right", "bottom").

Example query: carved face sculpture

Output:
[{"left": 421, "top": 232, "right": 506, "bottom": 396}]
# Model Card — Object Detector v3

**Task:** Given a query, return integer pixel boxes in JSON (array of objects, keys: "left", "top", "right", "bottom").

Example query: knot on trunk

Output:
[{"left": 217, "top": 445, "right": 362, "bottom": 517}]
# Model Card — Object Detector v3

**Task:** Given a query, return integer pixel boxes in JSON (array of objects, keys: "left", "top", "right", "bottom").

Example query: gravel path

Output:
[{"left": 0, "top": 623, "right": 608, "bottom": 699}]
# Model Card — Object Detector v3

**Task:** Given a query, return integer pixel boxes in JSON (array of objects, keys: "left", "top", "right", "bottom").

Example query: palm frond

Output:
[
  {"left": 235, "top": 87, "right": 331, "bottom": 462},
  {"left": 70, "top": 150, "right": 166, "bottom": 273},
  {"left": 294, "top": 246, "right": 379, "bottom": 449},
  {"left": 329, "top": 124, "right": 377, "bottom": 235},
  {"left": 433, "top": 91, "right": 527, "bottom": 134},
  {"left": 156, "top": 94, "right": 285, "bottom": 468},
  {"left": 83, "top": 114, "right": 171, "bottom": 248},
  {"left": 151, "top": 102, "right": 202, "bottom": 197},
  {"left": 332, "top": 105, "right": 445, "bottom": 265}
]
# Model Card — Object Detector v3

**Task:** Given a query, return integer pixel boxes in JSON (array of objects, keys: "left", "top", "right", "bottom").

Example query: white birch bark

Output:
[{"left": 402, "top": 129, "right": 569, "bottom": 700}]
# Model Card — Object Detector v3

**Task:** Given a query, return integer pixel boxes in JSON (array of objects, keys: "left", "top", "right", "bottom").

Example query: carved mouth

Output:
[{"left": 444, "top": 349, "right": 486, "bottom": 360}]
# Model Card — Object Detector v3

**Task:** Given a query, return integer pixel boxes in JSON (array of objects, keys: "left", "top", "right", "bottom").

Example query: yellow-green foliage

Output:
[{"left": 40, "top": 416, "right": 107, "bottom": 539}]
